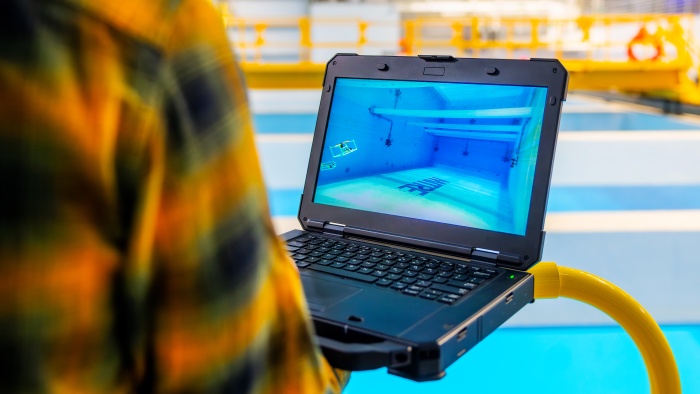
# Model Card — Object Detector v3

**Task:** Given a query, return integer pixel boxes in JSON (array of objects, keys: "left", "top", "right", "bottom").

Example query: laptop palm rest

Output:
[{"left": 302, "top": 273, "right": 439, "bottom": 337}]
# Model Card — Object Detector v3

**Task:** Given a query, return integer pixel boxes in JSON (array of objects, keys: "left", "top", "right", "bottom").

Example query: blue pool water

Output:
[{"left": 560, "top": 112, "right": 700, "bottom": 131}]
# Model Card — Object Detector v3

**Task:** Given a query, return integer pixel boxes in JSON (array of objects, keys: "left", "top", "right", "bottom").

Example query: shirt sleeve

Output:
[
  {"left": 0, "top": 0, "right": 349, "bottom": 391},
  {"left": 143, "top": 0, "right": 351, "bottom": 391}
]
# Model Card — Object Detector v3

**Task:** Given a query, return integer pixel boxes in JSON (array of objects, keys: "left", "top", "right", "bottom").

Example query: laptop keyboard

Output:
[{"left": 286, "top": 234, "right": 500, "bottom": 305}]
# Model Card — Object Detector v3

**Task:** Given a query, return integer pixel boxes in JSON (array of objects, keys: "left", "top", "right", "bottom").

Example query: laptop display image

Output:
[
  {"left": 280, "top": 54, "right": 568, "bottom": 381},
  {"left": 314, "top": 78, "right": 547, "bottom": 236}
]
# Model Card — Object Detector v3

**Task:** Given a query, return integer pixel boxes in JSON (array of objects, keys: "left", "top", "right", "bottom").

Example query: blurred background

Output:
[{"left": 217, "top": 0, "right": 699, "bottom": 392}]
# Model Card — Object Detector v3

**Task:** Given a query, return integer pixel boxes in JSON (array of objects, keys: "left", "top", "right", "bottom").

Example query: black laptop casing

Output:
[{"left": 281, "top": 54, "right": 568, "bottom": 381}]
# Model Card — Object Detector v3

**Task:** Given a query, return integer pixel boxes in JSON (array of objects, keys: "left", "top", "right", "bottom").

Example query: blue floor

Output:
[{"left": 344, "top": 325, "right": 700, "bottom": 393}]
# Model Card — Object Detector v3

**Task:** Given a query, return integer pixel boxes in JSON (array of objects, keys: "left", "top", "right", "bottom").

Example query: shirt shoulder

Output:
[{"left": 57, "top": 0, "right": 206, "bottom": 48}]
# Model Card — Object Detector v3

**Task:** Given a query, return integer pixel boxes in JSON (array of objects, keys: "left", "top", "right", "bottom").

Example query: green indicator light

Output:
[{"left": 509, "top": 275, "right": 515, "bottom": 279}]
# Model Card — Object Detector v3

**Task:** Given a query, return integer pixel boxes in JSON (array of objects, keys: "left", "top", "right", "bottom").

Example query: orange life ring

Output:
[{"left": 627, "top": 26, "right": 663, "bottom": 61}]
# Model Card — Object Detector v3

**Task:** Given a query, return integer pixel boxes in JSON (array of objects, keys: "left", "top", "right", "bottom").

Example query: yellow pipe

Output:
[{"left": 528, "top": 262, "right": 681, "bottom": 393}]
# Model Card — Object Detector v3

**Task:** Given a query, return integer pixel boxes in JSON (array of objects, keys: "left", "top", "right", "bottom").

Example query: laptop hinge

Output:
[
  {"left": 473, "top": 248, "right": 522, "bottom": 267},
  {"left": 306, "top": 219, "right": 345, "bottom": 237}
]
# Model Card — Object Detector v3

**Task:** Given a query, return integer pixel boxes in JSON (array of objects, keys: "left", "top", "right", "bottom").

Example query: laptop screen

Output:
[{"left": 313, "top": 77, "right": 548, "bottom": 236}]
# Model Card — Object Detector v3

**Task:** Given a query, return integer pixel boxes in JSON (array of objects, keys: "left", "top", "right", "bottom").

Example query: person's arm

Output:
[{"left": 142, "top": 0, "right": 350, "bottom": 391}]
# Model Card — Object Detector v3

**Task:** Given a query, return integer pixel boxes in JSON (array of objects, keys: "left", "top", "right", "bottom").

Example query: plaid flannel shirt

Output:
[{"left": 0, "top": 0, "right": 348, "bottom": 391}]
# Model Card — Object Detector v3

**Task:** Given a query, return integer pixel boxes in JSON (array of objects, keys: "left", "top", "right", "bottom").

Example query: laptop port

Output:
[
  {"left": 505, "top": 292, "right": 514, "bottom": 304},
  {"left": 457, "top": 327, "right": 468, "bottom": 342}
]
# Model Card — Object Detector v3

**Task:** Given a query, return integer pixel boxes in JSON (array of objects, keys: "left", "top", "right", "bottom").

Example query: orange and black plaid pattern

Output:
[{"left": 0, "top": 0, "right": 348, "bottom": 392}]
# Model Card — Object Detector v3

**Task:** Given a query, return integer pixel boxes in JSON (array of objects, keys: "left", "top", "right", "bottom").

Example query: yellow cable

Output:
[{"left": 528, "top": 262, "right": 681, "bottom": 394}]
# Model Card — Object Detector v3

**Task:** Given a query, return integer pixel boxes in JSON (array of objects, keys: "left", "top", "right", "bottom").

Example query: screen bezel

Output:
[{"left": 298, "top": 55, "right": 567, "bottom": 268}]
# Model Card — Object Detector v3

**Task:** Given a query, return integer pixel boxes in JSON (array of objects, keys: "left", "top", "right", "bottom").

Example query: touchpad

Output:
[{"left": 301, "top": 276, "right": 362, "bottom": 311}]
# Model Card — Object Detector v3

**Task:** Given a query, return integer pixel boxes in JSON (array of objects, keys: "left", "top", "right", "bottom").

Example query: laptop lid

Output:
[{"left": 298, "top": 54, "right": 567, "bottom": 270}]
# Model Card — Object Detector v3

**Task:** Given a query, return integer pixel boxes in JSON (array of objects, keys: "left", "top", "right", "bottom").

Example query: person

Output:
[{"left": 0, "top": 0, "right": 349, "bottom": 391}]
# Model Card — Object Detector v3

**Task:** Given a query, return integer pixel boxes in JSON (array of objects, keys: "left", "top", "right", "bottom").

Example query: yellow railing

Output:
[{"left": 220, "top": 7, "right": 700, "bottom": 103}]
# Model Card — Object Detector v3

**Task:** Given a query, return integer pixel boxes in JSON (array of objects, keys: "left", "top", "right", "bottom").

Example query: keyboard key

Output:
[
  {"left": 471, "top": 271, "right": 491, "bottom": 279},
  {"left": 417, "top": 274, "right": 434, "bottom": 281},
  {"left": 437, "top": 296, "right": 456, "bottom": 304},
  {"left": 305, "top": 257, "right": 321, "bottom": 263},
  {"left": 317, "top": 259, "right": 333, "bottom": 266},
  {"left": 317, "top": 247, "right": 332, "bottom": 253},
  {"left": 330, "top": 262, "right": 346, "bottom": 269},
  {"left": 296, "top": 261, "right": 310, "bottom": 268},
  {"left": 424, "top": 289, "right": 444, "bottom": 296},
  {"left": 344, "top": 264, "right": 360, "bottom": 272},
  {"left": 433, "top": 277, "right": 448, "bottom": 284},
  {"left": 407, "top": 285, "right": 425, "bottom": 292},
  {"left": 408, "top": 265, "right": 423, "bottom": 272},
  {"left": 403, "top": 270, "right": 419, "bottom": 277},
  {"left": 308, "top": 265, "right": 378, "bottom": 283},
  {"left": 420, "top": 292, "right": 439, "bottom": 300},
  {"left": 360, "top": 262, "right": 376, "bottom": 268},
  {"left": 416, "top": 280, "right": 432, "bottom": 287},
  {"left": 402, "top": 289, "right": 420, "bottom": 296},
  {"left": 367, "top": 257, "right": 383, "bottom": 263},
  {"left": 358, "top": 267, "right": 374, "bottom": 274},
  {"left": 353, "top": 254, "right": 369, "bottom": 261},
  {"left": 340, "top": 252, "right": 355, "bottom": 258},
  {"left": 431, "top": 283, "right": 470, "bottom": 295},
  {"left": 395, "top": 262, "right": 410, "bottom": 269},
  {"left": 387, "top": 274, "right": 402, "bottom": 281},
  {"left": 388, "top": 267, "right": 403, "bottom": 274},
  {"left": 376, "top": 264, "right": 391, "bottom": 271},
  {"left": 424, "top": 268, "right": 439, "bottom": 275},
  {"left": 438, "top": 271, "right": 453, "bottom": 278},
  {"left": 453, "top": 274, "right": 469, "bottom": 281},
  {"left": 376, "top": 278, "right": 393, "bottom": 286},
  {"left": 372, "top": 270, "right": 388, "bottom": 277},
  {"left": 391, "top": 282, "right": 408, "bottom": 290},
  {"left": 447, "top": 280, "right": 477, "bottom": 290},
  {"left": 469, "top": 277, "right": 485, "bottom": 284},
  {"left": 370, "top": 252, "right": 384, "bottom": 257},
  {"left": 292, "top": 254, "right": 307, "bottom": 261},
  {"left": 322, "top": 254, "right": 336, "bottom": 260},
  {"left": 400, "top": 277, "right": 417, "bottom": 284},
  {"left": 335, "top": 257, "right": 350, "bottom": 263}
]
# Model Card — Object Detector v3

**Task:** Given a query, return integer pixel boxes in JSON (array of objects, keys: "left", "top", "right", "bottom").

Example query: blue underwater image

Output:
[{"left": 314, "top": 78, "right": 547, "bottom": 236}]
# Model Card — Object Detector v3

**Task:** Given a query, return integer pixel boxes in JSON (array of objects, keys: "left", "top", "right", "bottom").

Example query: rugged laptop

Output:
[{"left": 280, "top": 54, "right": 568, "bottom": 381}]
